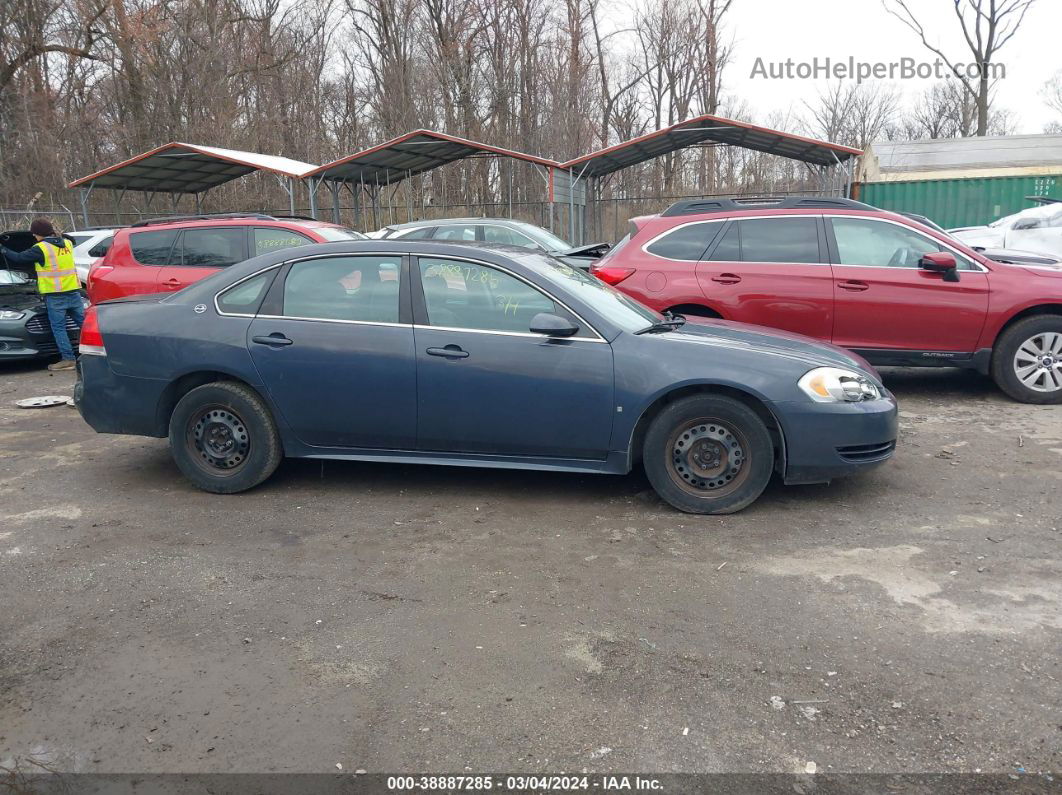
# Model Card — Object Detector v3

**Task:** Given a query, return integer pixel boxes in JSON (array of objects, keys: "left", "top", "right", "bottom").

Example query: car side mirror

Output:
[
  {"left": 920, "top": 251, "right": 960, "bottom": 281},
  {"left": 529, "top": 312, "right": 579, "bottom": 338}
]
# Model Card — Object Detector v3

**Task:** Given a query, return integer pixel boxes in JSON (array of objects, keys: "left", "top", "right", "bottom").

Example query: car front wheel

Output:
[
  {"left": 991, "top": 316, "right": 1062, "bottom": 404},
  {"left": 642, "top": 394, "right": 774, "bottom": 514},
  {"left": 168, "top": 381, "right": 283, "bottom": 493}
]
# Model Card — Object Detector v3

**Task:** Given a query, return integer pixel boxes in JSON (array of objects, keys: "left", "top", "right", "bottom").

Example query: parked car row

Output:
[{"left": 75, "top": 237, "right": 897, "bottom": 515}]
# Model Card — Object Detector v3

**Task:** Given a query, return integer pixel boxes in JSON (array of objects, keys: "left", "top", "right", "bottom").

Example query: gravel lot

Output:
[{"left": 0, "top": 360, "right": 1059, "bottom": 776}]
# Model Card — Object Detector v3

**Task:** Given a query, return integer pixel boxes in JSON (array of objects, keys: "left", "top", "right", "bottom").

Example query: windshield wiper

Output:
[{"left": 635, "top": 311, "right": 686, "bottom": 335}]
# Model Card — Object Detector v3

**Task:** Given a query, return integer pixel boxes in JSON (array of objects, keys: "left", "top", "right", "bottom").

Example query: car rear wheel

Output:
[
  {"left": 642, "top": 394, "right": 774, "bottom": 514},
  {"left": 169, "top": 381, "right": 282, "bottom": 493},
  {"left": 991, "top": 316, "right": 1062, "bottom": 404}
]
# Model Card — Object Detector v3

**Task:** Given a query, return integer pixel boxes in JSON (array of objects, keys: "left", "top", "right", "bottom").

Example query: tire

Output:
[
  {"left": 642, "top": 394, "right": 774, "bottom": 514},
  {"left": 168, "top": 381, "right": 283, "bottom": 493},
  {"left": 990, "top": 315, "right": 1062, "bottom": 404}
]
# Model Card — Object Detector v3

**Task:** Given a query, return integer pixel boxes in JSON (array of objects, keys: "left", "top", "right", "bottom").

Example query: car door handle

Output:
[
  {"left": 710, "top": 273, "right": 741, "bottom": 284},
  {"left": 837, "top": 280, "right": 870, "bottom": 292},
  {"left": 161, "top": 278, "right": 183, "bottom": 289},
  {"left": 426, "top": 345, "right": 469, "bottom": 359},
  {"left": 251, "top": 334, "right": 294, "bottom": 347}
]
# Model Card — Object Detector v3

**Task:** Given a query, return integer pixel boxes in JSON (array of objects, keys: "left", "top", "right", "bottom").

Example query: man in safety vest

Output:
[{"left": 0, "top": 218, "right": 84, "bottom": 370}]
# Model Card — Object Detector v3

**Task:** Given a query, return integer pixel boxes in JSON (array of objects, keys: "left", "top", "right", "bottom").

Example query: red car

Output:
[
  {"left": 87, "top": 214, "right": 364, "bottom": 304},
  {"left": 591, "top": 197, "right": 1062, "bottom": 404}
]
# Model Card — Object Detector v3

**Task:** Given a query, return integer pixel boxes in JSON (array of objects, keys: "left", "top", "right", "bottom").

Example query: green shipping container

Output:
[{"left": 856, "top": 175, "right": 1061, "bottom": 229}]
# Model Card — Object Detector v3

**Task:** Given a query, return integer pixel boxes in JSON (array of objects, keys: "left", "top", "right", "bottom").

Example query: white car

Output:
[
  {"left": 66, "top": 229, "right": 117, "bottom": 284},
  {"left": 950, "top": 201, "right": 1062, "bottom": 259}
]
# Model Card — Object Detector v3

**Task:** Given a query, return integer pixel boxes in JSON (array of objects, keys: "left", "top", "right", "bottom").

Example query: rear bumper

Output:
[
  {"left": 75, "top": 355, "right": 167, "bottom": 437},
  {"left": 776, "top": 394, "right": 899, "bottom": 485}
]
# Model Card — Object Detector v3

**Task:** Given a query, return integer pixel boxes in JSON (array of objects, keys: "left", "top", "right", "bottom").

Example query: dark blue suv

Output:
[{"left": 75, "top": 240, "right": 897, "bottom": 514}]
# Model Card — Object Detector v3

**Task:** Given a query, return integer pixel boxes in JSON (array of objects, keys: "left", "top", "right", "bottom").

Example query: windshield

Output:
[
  {"left": 316, "top": 226, "right": 366, "bottom": 241},
  {"left": 517, "top": 252, "right": 660, "bottom": 332},
  {"left": 513, "top": 222, "right": 572, "bottom": 252}
]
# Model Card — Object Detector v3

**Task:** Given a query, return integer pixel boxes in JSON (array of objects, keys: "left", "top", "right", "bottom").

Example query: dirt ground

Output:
[{"left": 0, "top": 360, "right": 1059, "bottom": 776}]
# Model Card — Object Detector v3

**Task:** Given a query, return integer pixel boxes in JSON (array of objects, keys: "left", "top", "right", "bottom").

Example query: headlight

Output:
[
  {"left": 798, "top": 367, "right": 882, "bottom": 403},
  {"left": 0, "top": 310, "right": 26, "bottom": 320}
]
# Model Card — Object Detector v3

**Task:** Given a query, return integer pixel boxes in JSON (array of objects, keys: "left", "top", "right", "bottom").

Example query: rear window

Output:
[
  {"left": 398, "top": 227, "right": 434, "bottom": 240},
  {"left": 88, "top": 236, "right": 112, "bottom": 258},
  {"left": 646, "top": 222, "right": 722, "bottom": 261},
  {"left": 129, "top": 230, "right": 178, "bottom": 266}
]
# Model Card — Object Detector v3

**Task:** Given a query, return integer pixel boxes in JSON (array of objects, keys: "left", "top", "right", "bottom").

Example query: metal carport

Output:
[
  {"left": 558, "top": 114, "right": 863, "bottom": 243},
  {"left": 304, "top": 130, "right": 561, "bottom": 229},
  {"left": 67, "top": 142, "right": 319, "bottom": 226}
]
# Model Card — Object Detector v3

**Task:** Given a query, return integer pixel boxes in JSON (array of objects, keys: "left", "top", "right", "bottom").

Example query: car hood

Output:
[
  {"left": 0, "top": 278, "right": 42, "bottom": 310},
  {"left": 977, "top": 246, "right": 1062, "bottom": 266},
  {"left": 654, "top": 317, "right": 878, "bottom": 376}
]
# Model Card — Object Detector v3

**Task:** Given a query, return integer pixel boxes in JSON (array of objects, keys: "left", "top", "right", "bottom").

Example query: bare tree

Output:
[
  {"left": 802, "top": 81, "right": 900, "bottom": 149},
  {"left": 882, "top": 0, "right": 1036, "bottom": 136}
]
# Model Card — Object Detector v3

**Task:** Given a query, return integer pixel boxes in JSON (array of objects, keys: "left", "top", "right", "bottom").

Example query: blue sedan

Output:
[{"left": 75, "top": 241, "right": 897, "bottom": 514}]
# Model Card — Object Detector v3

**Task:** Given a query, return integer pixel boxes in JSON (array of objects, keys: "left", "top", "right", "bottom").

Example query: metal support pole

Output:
[
  {"left": 568, "top": 168, "right": 575, "bottom": 244},
  {"left": 354, "top": 181, "right": 363, "bottom": 230},
  {"left": 289, "top": 177, "right": 296, "bottom": 216},
  {"left": 308, "top": 177, "right": 318, "bottom": 219},
  {"left": 78, "top": 185, "right": 94, "bottom": 227},
  {"left": 195, "top": 193, "right": 202, "bottom": 214},
  {"left": 329, "top": 181, "right": 341, "bottom": 225},
  {"left": 406, "top": 170, "right": 413, "bottom": 223}
]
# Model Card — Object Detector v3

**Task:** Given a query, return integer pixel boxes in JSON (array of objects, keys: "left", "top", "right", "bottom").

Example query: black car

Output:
[
  {"left": 76, "top": 239, "right": 897, "bottom": 514},
  {"left": 0, "top": 231, "right": 83, "bottom": 360}
]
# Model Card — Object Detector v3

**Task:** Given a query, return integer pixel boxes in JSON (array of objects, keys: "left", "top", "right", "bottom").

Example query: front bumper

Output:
[
  {"left": 776, "top": 393, "right": 898, "bottom": 485},
  {"left": 0, "top": 313, "right": 80, "bottom": 359}
]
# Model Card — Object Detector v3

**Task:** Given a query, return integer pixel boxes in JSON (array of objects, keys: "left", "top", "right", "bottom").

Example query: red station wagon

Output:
[
  {"left": 592, "top": 197, "right": 1062, "bottom": 404},
  {"left": 87, "top": 214, "right": 364, "bottom": 304}
]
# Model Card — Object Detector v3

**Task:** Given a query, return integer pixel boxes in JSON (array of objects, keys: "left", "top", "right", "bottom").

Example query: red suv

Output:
[
  {"left": 592, "top": 197, "right": 1062, "bottom": 403},
  {"left": 87, "top": 214, "right": 364, "bottom": 304}
]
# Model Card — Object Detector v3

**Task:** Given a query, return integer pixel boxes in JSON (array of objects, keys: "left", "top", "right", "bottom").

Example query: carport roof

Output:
[
  {"left": 68, "top": 142, "right": 319, "bottom": 193},
  {"left": 559, "top": 114, "right": 863, "bottom": 178},
  {"left": 307, "top": 130, "right": 560, "bottom": 184}
]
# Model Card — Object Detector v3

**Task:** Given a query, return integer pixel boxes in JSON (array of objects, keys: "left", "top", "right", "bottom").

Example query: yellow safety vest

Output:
[{"left": 34, "top": 241, "right": 80, "bottom": 294}]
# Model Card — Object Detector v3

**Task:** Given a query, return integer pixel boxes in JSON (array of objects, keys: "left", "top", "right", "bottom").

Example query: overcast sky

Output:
[{"left": 720, "top": 0, "right": 1062, "bottom": 137}]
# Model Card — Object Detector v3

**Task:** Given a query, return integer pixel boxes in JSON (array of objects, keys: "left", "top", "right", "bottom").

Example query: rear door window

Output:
[
  {"left": 482, "top": 225, "right": 536, "bottom": 247},
  {"left": 645, "top": 222, "right": 722, "bottom": 261},
  {"left": 177, "top": 227, "right": 247, "bottom": 268},
  {"left": 738, "top": 218, "right": 821, "bottom": 263},
  {"left": 253, "top": 227, "right": 313, "bottom": 257},
  {"left": 705, "top": 223, "right": 739, "bottom": 261},
  {"left": 282, "top": 256, "right": 402, "bottom": 323},
  {"left": 129, "top": 230, "right": 179, "bottom": 266}
]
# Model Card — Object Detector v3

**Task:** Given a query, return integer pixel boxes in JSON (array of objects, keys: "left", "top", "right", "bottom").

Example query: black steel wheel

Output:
[
  {"left": 169, "top": 381, "right": 282, "bottom": 493},
  {"left": 643, "top": 394, "right": 774, "bottom": 514}
]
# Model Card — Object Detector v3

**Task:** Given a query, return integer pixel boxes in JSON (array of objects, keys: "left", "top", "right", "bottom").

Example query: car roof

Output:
[
  {"left": 123, "top": 214, "right": 346, "bottom": 232},
  {"left": 385, "top": 217, "right": 525, "bottom": 230}
]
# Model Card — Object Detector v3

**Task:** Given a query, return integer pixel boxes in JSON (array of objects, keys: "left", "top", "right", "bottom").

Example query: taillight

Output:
[
  {"left": 78, "top": 306, "right": 106, "bottom": 356},
  {"left": 86, "top": 263, "right": 112, "bottom": 300},
  {"left": 591, "top": 265, "right": 636, "bottom": 286}
]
